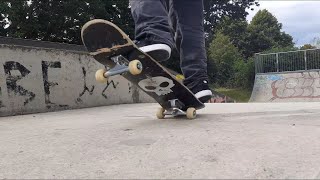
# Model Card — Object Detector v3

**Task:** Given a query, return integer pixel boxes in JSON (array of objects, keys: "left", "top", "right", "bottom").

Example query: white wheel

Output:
[
  {"left": 129, "top": 60, "right": 143, "bottom": 75},
  {"left": 95, "top": 69, "right": 108, "bottom": 83},
  {"left": 186, "top": 107, "right": 196, "bottom": 119},
  {"left": 156, "top": 107, "right": 165, "bottom": 119}
]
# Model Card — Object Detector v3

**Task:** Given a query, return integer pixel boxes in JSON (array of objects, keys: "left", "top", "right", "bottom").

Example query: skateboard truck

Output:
[
  {"left": 95, "top": 55, "right": 143, "bottom": 83},
  {"left": 157, "top": 99, "right": 197, "bottom": 120}
]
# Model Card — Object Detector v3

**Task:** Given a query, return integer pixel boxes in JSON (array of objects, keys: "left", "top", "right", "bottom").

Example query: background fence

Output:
[{"left": 255, "top": 49, "right": 320, "bottom": 74}]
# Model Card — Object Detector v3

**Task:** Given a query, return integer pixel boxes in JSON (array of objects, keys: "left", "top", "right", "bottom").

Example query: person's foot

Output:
[
  {"left": 190, "top": 80, "right": 213, "bottom": 103},
  {"left": 135, "top": 40, "right": 171, "bottom": 62}
]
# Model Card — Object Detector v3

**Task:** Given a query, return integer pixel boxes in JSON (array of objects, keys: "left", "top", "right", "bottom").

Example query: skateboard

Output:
[{"left": 81, "top": 19, "right": 204, "bottom": 119}]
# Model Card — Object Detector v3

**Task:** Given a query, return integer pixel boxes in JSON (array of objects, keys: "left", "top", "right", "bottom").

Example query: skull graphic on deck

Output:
[{"left": 138, "top": 76, "right": 175, "bottom": 96}]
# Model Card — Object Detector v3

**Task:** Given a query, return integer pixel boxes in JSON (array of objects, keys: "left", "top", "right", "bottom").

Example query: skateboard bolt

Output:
[{"left": 137, "top": 63, "right": 142, "bottom": 70}]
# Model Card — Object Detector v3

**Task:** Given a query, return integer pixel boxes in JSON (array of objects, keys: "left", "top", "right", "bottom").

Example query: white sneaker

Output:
[
  {"left": 190, "top": 80, "right": 213, "bottom": 103},
  {"left": 135, "top": 41, "right": 171, "bottom": 62}
]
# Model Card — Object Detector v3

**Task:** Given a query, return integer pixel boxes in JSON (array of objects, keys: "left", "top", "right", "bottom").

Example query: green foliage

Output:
[
  {"left": 203, "top": 0, "right": 259, "bottom": 41},
  {"left": 261, "top": 46, "right": 298, "bottom": 54},
  {"left": 213, "top": 9, "right": 294, "bottom": 60},
  {"left": 246, "top": 58, "right": 256, "bottom": 89},
  {"left": 232, "top": 60, "right": 247, "bottom": 87},
  {"left": 208, "top": 31, "right": 243, "bottom": 87},
  {"left": 215, "top": 17, "right": 250, "bottom": 58},
  {"left": 216, "top": 17, "right": 248, "bottom": 50},
  {"left": 1, "top": 0, "right": 134, "bottom": 44},
  {"left": 207, "top": 57, "right": 217, "bottom": 85},
  {"left": 207, "top": 31, "right": 256, "bottom": 89},
  {"left": 0, "top": 2, "right": 9, "bottom": 36},
  {"left": 232, "top": 59, "right": 255, "bottom": 89},
  {"left": 209, "top": 32, "right": 243, "bottom": 63},
  {"left": 0, "top": 0, "right": 260, "bottom": 45},
  {"left": 242, "top": 9, "right": 294, "bottom": 57},
  {"left": 300, "top": 44, "right": 316, "bottom": 50}
]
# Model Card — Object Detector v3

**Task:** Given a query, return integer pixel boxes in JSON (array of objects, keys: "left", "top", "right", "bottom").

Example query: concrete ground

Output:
[{"left": 1, "top": 103, "right": 320, "bottom": 179}]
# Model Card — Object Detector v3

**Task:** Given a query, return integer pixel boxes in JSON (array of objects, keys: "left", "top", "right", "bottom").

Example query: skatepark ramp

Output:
[
  {"left": 250, "top": 49, "right": 320, "bottom": 102},
  {"left": 0, "top": 37, "right": 154, "bottom": 117}
]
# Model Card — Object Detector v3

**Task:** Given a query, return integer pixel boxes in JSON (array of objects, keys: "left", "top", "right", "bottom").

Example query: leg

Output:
[
  {"left": 129, "top": 0, "right": 174, "bottom": 61},
  {"left": 170, "top": 0, "right": 212, "bottom": 102},
  {"left": 167, "top": 0, "right": 181, "bottom": 59}
]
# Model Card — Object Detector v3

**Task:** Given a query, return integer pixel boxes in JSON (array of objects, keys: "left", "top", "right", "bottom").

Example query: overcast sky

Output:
[{"left": 246, "top": 1, "right": 320, "bottom": 47}]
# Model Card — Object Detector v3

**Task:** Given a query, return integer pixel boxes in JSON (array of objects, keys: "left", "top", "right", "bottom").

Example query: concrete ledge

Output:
[
  {"left": 0, "top": 38, "right": 154, "bottom": 116},
  {"left": 250, "top": 70, "right": 320, "bottom": 102},
  {"left": 0, "top": 36, "right": 86, "bottom": 52}
]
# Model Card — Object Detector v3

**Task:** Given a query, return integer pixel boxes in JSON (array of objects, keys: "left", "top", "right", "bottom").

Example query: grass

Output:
[{"left": 214, "top": 87, "right": 252, "bottom": 103}]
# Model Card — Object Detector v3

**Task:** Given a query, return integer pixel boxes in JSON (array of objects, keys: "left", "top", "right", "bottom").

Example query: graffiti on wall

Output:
[
  {"left": 270, "top": 72, "right": 320, "bottom": 101},
  {"left": 76, "top": 67, "right": 95, "bottom": 104},
  {"left": 102, "top": 80, "right": 120, "bottom": 99},
  {"left": 0, "top": 58, "right": 124, "bottom": 110},
  {"left": 75, "top": 57, "right": 121, "bottom": 102},
  {"left": 41, "top": 61, "right": 69, "bottom": 109},
  {"left": 4, "top": 61, "right": 36, "bottom": 105},
  {"left": 0, "top": 87, "right": 4, "bottom": 108}
]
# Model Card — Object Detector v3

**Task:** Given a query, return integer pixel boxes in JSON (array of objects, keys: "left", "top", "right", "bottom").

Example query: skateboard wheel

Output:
[
  {"left": 186, "top": 107, "right": 196, "bottom": 119},
  {"left": 156, "top": 107, "right": 165, "bottom": 119},
  {"left": 95, "top": 69, "right": 108, "bottom": 83},
  {"left": 129, "top": 60, "right": 143, "bottom": 75}
]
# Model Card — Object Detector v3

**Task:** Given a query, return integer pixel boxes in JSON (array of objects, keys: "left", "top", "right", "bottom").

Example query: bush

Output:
[
  {"left": 230, "top": 58, "right": 255, "bottom": 89},
  {"left": 208, "top": 31, "right": 243, "bottom": 87},
  {"left": 232, "top": 60, "right": 248, "bottom": 88}
]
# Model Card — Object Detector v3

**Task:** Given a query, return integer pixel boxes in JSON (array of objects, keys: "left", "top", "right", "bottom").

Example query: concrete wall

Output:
[
  {"left": 0, "top": 38, "right": 154, "bottom": 116},
  {"left": 250, "top": 70, "right": 320, "bottom": 102}
]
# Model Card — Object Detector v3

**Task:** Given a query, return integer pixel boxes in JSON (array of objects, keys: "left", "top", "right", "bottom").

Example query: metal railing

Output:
[{"left": 255, "top": 48, "right": 320, "bottom": 74}]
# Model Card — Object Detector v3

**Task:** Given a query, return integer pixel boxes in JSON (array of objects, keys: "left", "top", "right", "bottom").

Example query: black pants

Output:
[{"left": 130, "top": 0, "right": 208, "bottom": 89}]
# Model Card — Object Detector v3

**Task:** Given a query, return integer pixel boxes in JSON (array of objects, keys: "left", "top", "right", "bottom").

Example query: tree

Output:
[
  {"left": 208, "top": 31, "right": 256, "bottom": 89},
  {"left": 215, "top": 17, "right": 249, "bottom": 58},
  {"left": 0, "top": 1, "right": 9, "bottom": 36},
  {"left": 243, "top": 9, "right": 294, "bottom": 57},
  {"left": 300, "top": 44, "right": 316, "bottom": 50},
  {"left": 1, "top": 0, "right": 259, "bottom": 45},
  {"left": 203, "top": 0, "right": 259, "bottom": 41},
  {"left": 232, "top": 58, "right": 255, "bottom": 89},
  {"left": 208, "top": 31, "right": 243, "bottom": 86},
  {"left": 213, "top": 10, "right": 294, "bottom": 58},
  {"left": 1, "top": 0, "right": 134, "bottom": 44}
]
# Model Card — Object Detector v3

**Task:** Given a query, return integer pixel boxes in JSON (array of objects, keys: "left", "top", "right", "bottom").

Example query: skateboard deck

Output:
[{"left": 81, "top": 19, "right": 204, "bottom": 119}]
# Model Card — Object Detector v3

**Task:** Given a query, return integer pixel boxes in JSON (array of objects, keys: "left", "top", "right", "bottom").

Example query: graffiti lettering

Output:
[
  {"left": 4, "top": 61, "right": 35, "bottom": 105},
  {"left": 271, "top": 72, "right": 320, "bottom": 101},
  {"left": 41, "top": 61, "right": 68, "bottom": 109},
  {"left": 76, "top": 67, "right": 95, "bottom": 103},
  {"left": 0, "top": 87, "right": 4, "bottom": 108},
  {"left": 128, "top": 83, "right": 132, "bottom": 94},
  {"left": 102, "top": 80, "right": 119, "bottom": 99}
]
